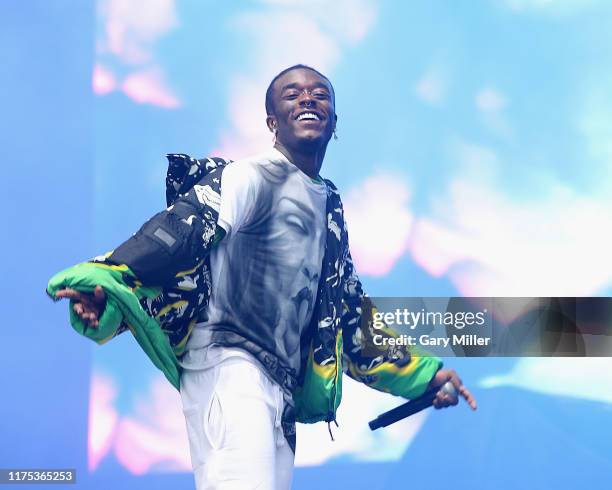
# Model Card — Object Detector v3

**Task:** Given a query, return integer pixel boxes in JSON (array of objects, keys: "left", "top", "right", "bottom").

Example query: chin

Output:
[{"left": 294, "top": 132, "right": 331, "bottom": 149}]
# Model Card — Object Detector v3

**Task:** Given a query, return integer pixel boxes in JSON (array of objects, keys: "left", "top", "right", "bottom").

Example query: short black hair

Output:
[{"left": 265, "top": 64, "right": 335, "bottom": 115}]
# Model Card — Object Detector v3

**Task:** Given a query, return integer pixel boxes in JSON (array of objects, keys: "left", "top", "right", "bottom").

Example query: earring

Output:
[
  {"left": 333, "top": 128, "right": 338, "bottom": 140},
  {"left": 272, "top": 128, "right": 277, "bottom": 144}
]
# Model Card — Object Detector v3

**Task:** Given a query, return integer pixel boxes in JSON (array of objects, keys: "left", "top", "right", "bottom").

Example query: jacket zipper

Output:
[{"left": 327, "top": 328, "right": 342, "bottom": 441}]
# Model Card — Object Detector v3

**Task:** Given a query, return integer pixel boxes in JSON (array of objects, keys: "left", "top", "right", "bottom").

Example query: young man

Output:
[{"left": 53, "top": 65, "right": 476, "bottom": 490}]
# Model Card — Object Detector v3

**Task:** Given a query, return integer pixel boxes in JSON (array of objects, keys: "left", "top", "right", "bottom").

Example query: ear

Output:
[
  {"left": 333, "top": 113, "right": 338, "bottom": 131},
  {"left": 266, "top": 115, "right": 277, "bottom": 133}
]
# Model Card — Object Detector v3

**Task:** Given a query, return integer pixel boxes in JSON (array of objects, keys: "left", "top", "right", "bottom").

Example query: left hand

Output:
[{"left": 428, "top": 368, "right": 477, "bottom": 410}]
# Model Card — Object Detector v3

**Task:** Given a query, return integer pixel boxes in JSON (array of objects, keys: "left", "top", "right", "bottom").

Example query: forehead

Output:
[{"left": 273, "top": 68, "right": 333, "bottom": 95}]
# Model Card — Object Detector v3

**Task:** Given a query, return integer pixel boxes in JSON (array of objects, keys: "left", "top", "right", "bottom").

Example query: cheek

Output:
[
  {"left": 275, "top": 102, "right": 294, "bottom": 120},
  {"left": 273, "top": 235, "right": 309, "bottom": 265}
]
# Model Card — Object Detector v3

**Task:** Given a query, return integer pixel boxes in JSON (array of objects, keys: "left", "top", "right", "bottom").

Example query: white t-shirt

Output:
[{"left": 183, "top": 148, "right": 327, "bottom": 384}]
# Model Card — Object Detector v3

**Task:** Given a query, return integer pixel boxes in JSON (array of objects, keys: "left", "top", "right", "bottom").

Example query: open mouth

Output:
[
  {"left": 292, "top": 287, "right": 313, "bottom": 325},
  {"left": 295, "top": 112, "right": 322, "bottom": 122}
]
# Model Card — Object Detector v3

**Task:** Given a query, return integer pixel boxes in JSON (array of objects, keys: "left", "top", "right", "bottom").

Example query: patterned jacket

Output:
[{"left": 47, "top": 153, "right": 442, "bottom": 440}]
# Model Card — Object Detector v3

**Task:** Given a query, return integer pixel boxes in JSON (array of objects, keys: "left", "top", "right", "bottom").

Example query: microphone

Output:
[{"left": 368, "top": 381, "right": 458, "bottom": 431}]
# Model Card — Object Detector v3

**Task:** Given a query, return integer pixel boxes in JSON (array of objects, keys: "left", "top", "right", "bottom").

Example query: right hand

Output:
[
  {"left": 55, "top": 285, "right": 106, "bottom": 328},
  {"left": 428, "top": 368, "right": 477, "bottom": 411}
]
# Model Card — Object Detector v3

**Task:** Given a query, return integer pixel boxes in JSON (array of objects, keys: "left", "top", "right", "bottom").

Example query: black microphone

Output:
[{"left": 368, "top": 381, "right": 458, "bottom": 431}]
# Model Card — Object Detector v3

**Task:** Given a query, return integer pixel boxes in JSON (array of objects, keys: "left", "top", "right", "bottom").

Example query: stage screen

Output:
[{"left": 3, "top": 1, "right": 612, "bottom": 488}]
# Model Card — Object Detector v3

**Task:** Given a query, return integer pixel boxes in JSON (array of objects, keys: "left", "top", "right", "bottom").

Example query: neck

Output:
[{"left": 274, "top": 141, "right": 327, "bottom": 178}]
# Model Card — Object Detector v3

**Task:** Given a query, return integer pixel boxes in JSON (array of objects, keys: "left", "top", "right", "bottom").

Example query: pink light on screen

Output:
[
  {"left": 88, "top": 373, "right": 119, "bottom": 471},
  {"left": 92, "top": 64, "right": 117, "bottom": 95},
  {"left": 121, "top": 69, "right": 181, "bottom": 109},
  {"left": 343, "top": 175, "right": 414, "bottom": 276},
  {"left": 409, "top": 218, "right": 463, "bottom": 278},
  {"left": 113, "top": 376, "right": 190, "bottom": 474},
  {"left": 100, "top": 0, "right": 178, "bottom": 65}
]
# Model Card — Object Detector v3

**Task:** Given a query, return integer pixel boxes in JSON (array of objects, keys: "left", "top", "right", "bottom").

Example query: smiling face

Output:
[{"left": 266, "top": 67, "right": 337, "bottom": 153}]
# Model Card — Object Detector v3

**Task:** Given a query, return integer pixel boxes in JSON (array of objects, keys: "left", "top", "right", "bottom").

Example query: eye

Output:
[
  {"left": 313, "top": 91, "right": 330, "bottom": 100},
  {"left": 283, "top": 90, "right": 299, "bottom": 100},
  {"left": 285, "top": 214, "right": 308, "bottom": 235}
]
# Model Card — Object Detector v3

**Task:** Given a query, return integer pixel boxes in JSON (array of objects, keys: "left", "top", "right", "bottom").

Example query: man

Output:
[{"left": 52, "top": 65, "right": 476, "bottom": 489}]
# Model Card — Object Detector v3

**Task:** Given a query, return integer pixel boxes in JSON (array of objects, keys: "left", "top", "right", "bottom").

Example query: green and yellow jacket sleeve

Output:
[
  {"left": 47, "top": 261, "right": 181, "bottom": 389},
  {"left": 46, "top": 157, "right": 228, "bottom": 391},
  {"left": 341, "top": 252, "right": 443, "bottom": 400}
]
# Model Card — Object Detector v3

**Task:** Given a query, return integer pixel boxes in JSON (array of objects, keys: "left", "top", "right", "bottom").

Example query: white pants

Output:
[{"left": 180, "top": 351, "right": 295, "bottom": 490}]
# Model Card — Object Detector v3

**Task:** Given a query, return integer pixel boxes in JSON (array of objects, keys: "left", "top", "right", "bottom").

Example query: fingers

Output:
[
  {"left": 94, "top": 285, "right": 106, "bottom": 303},
  {"left": 459, "top": 385, "right": 477, "bottom": 410},
  {"left": 56, "top": 286, "right": 105, "bottom": 304},
  {"left": 55, "top": 288, "right": 86, "bottom": 301},
  {"left": 447, "top": 372, "right": 478, "bottom": 410},
  {"left": 72, "top": 301, "right": 100, "bottom": 328},
  {"left": 73, "top": 302, "right": 83, "bottom": 316},
  {"left": 56, "top": 288, "right": 96, "bottom": 307},
  {"left": 431, "top": 368, "right": 478, "bottom": 410},
  {"left": 58, "top": 287, "right": 104, "bottom": 329},
  {"left": 432, "top": 389, "right": 459, "bottom": 409}
]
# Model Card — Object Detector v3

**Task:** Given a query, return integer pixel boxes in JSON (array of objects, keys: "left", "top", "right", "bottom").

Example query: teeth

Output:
[{"left": 297, "top": 112, "right": 320, "bottom": 121}]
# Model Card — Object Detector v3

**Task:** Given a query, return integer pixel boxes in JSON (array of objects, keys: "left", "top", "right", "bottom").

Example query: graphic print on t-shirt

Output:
[{"left": 187, "top": 150, "right": 328, "bottom": 388}]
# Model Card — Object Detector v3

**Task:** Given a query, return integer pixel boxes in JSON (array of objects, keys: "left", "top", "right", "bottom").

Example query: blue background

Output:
[{"left": 2, "top": 1, "right": 611, "bottom": 488}]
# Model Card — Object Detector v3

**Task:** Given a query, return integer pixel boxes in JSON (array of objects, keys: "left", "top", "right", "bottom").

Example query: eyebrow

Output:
[
  {"left": 280, "top": 82, "right": 331, "bottom": 93},
  {"left": 279, "top": 197, "right": 316, "bottom": 220}
]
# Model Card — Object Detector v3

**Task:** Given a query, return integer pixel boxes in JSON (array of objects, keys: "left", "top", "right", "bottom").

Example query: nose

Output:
[
  {"left": 298, "top": 90, "right": 316, "bottom": 107},
  {"left": 301, "top": 266, "right": 319, "bottom": 283}
]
